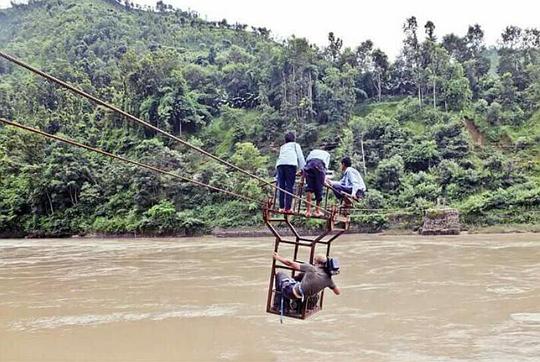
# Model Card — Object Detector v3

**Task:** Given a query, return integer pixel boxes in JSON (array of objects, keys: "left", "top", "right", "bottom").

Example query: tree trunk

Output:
[
  {"left": 46, "top": 192, "right": 54, "bottom": 215},
  {"left": 292, "top": 65, "right": 298, "bottom": 119},
  {"left": 69, "top": 188, "right": 75, "bottom": 207},
  {"left": 281, "top": 70, "right": 287, "bottom": 112},
  {"left": 307, "top": 71, "right": 313, "bottom": 120},
  {"left": 433, "top": 78, "right": 436, "bottom": 109},
  {"left": 360, "top": 136, "right": 367, "bottom": 176},
  {"left": 377, "top": 73, "right": 382, "bottom": 102},
  {"left": 307, "top": 71, "right": 313, "bottom": 101}
]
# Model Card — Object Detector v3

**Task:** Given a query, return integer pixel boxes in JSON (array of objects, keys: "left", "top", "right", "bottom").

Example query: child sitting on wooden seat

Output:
[{"left": 328, "top": 156, "right": 366, "bottom": 206}]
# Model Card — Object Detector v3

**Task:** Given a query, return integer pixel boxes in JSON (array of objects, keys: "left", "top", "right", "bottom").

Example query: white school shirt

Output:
[
  {"left": 275, "top": 142, "right": 306, "bottom": 169},
  {"left": 339, "top": 167, "right": 366, "bottom": 196},
  {"left": 306, "top": 149, "right": 331, "bottom": 170}
]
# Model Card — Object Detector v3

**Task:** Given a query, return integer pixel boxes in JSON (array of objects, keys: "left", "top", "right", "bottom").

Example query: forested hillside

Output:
[{"left": 0, "top": 0, "right": 538, "bottom": 237}]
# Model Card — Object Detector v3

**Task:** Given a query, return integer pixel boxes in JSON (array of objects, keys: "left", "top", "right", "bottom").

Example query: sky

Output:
[{"left": 1, "top": 0, "right": 539, "bottom": 58}]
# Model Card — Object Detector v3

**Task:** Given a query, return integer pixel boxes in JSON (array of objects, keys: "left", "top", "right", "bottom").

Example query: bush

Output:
[
  {"left": 435, "top": 159, "right": 482, "bottom": 199},
  {"left": 92, "top": 215, "right": 133, "bottom": 234},
  {"left": 138, "top": 200, "right": 179, "bottom": 234},
  {"left": 403, "top": 139, "right": 440, "bottom": 171},
  {"left": 350, "top": 213, "right": 388, "bottom": 232},
  {"left": 432, "top": 121, "right": 470, "bottom": 160},
  {"left": 199, "top": 200, "right": 260, "bottom": 228},
  {"left": 396, "top": 99, "right": 449, "bottom": 125},
  {"left": 136, "top": 201, "right": 209, "bottom": 235},
  {"left": 374, "top": 155, "right": 404, "bottom": 192},
  {"left": 399, "top": 172, "right": 441, "bottom": 206},
  {"left": 176, "top": 210, "right": 209, "bottom": 236},
  {"left": 362, "top": 189, "right": 385, "bottom": 210},
  {"left": 458, "top": 182, "right": 540, "bottom": 224}
]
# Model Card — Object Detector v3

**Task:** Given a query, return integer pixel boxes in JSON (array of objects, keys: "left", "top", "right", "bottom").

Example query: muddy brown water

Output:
[{"left": 1, "top": 233, "right": 540, "bottom": 361}]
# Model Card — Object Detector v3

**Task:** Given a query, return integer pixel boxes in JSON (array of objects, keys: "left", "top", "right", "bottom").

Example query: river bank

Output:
[{"left": 1, "top": 223, "right": 538, "bottom": 239}]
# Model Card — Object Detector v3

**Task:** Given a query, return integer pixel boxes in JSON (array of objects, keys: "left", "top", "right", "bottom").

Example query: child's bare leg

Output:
[
  {"left": 314, "top": 202, "right": 322, "bottom": 217},
  {"left": 305, "top": 192, "right": 312, "bottom": 216}
]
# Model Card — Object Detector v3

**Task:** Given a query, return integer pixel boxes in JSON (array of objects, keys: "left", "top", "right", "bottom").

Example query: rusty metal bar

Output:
[
  {"left": 262, "top": 174, "right": 351, "bottom": 321},
  {"left": 278, "top": 240, "right": 313, "bottom": 247},
  {"left": 265, "top": 236, "right": 280, "bottom": 314}
]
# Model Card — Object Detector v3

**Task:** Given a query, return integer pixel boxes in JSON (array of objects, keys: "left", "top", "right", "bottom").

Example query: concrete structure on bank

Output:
[{"left": 420, "top": 208, "right": 461, "bottom": 235}]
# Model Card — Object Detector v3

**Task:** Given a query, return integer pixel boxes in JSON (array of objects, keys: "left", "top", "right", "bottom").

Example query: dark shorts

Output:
[
  {"left": 304, "top": 159, "right": 326, "bottom": 202},
  {"left": 275, "top": 272, "right": 300, "bottom": 300},
  {"left": 332, "top": 184, "right": 365, "bottom": 200}
]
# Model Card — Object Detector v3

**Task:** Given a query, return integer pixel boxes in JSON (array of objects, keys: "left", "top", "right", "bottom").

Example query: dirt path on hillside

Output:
[{"left": 464, "top": 118, "right": 485, "bottom": 146}]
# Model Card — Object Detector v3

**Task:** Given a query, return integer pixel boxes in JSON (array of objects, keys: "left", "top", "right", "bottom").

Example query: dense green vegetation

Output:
[{"left": 0, "top": 0, "right": 538, "bottom": 237}]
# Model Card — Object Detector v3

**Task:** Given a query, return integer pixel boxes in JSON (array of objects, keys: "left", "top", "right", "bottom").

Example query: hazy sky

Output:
[{"left": 1, "top": 0, "right": 539, "bottom": 58}]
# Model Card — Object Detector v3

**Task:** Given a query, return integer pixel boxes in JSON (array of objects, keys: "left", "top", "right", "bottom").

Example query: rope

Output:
[
  {"left": 348, "top": 212, "right": 414, "bottom": 217},
  {"left": 0, "top": 118, "right": 258, "bottom": 203},
  {"left": 347, "top": 207, "right": 463, "bottom": 216},
  {"left": 280, "top": 293, "right": 284, "bottom": 324},
  {"left": 347, "top": 207, "right": 415, "bottom": 212},
  {"left": 0, "top": 50, "right": 330, "bottom": 216}
]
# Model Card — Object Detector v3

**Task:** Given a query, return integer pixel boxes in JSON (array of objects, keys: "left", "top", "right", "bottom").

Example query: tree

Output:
[
  {"left": 425, "top": 20, "right": 436, "bottom": 41},
  {"left": 442, "top": 33, "right": 468, "bottom": 62},
  {"left": 441, "top": 62, "right": 472, "bottom": 111},
  {"left": 355, "top": 40, "right": 374, "bottom": 70},
  {"left": 433, "top": 121, "right": 470, "bottom": 159},
  {"left": 267, "top": 37, "right": 318, "bottom": 124},
  {"left": 372, "top": 49, "right": 389, "bottom": 101},
  {"left": 441, "top": 25, "right": 489, "bottom": 98},
  {"left": 402, "top": 16, "right": 423, "bottom": 105},
  {"left": 352, "top": 40, "right": 377, "bottom": 100},
  {"left": 230, "top": 142, "right": 268, "bottom": 174},
  {"left": 466, "top": 24, "right": 485, "bottom": 58},
  {"left": 463, "top": 25, "right": 490, "bottom": 97},
  {"left": 315, "top": 65, "right": 357, "bottom": 124},
  {"left": 498, "top": 26, "right": 528, "bottom": 90},
  {"left": 156, "top": 1, "right": 168, "bottom": 13},
  {"left": 404, "top": 139, "right": 440, "bottom": 171},
  {"left": 424, "top": 44, "right": 446, "bottom": 108},
  {"left": 399, "top": 171, "right": 441, "bottom": 207},
  {"left": 230, "top": 142, "right": 268, "bottom": 199},
  {"left": 326, "top": 32, "right": 343, "bottom": 64},
  {"left": 222, "top": 63, "right": 259, "bottom": 108}
]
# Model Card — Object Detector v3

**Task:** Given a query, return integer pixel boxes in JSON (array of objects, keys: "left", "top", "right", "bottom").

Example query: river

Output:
[{"left": 1, "top": 233, "right": 539, "bottom": 361}]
